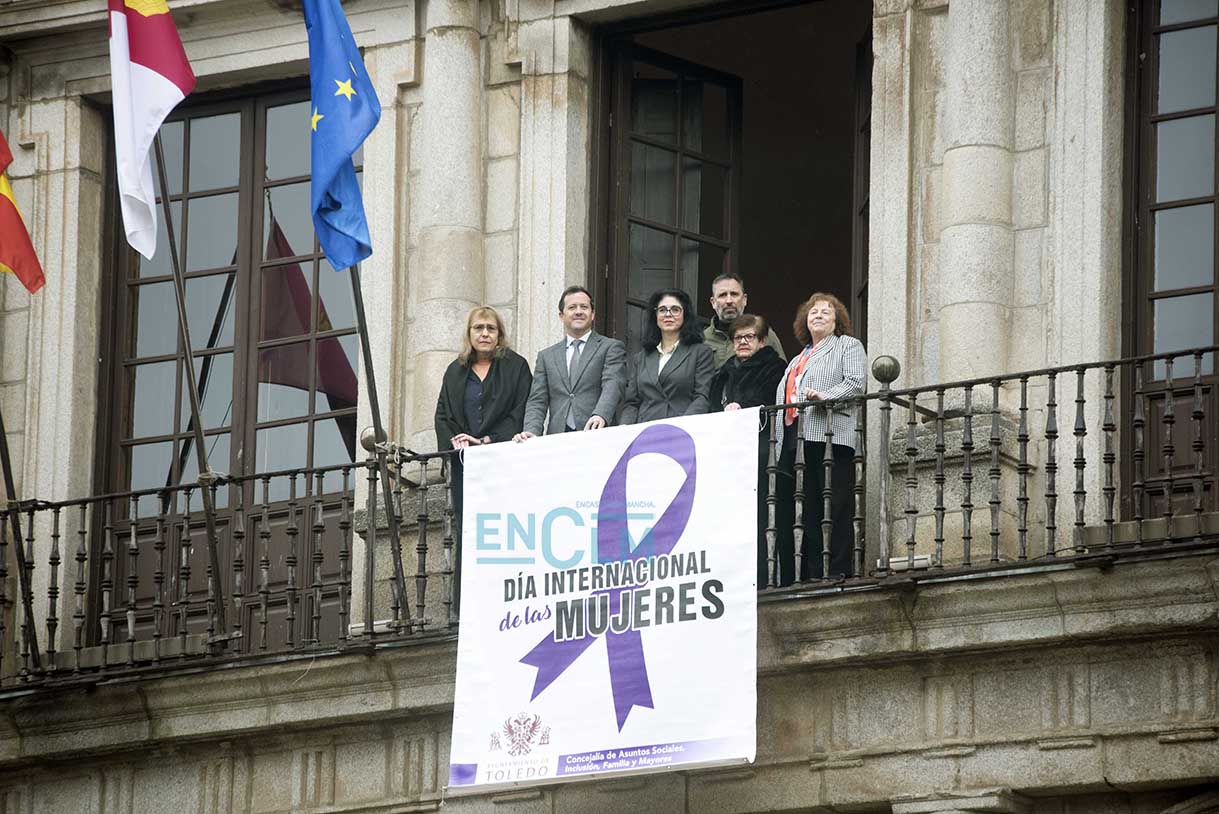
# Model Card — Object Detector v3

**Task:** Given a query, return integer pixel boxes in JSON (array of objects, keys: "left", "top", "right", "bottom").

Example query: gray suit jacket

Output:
[
  {"left": 620, "top": 342, "right": 716, "bottom": 425},
  {"left": 523, "top": 332, "right": 627, "bottom": 435}
]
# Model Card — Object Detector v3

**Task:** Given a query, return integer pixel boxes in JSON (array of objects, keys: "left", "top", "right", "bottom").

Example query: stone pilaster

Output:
[
  {"left": 937, "top": 0, "right": 1015, "bottom": 381},
  {"left": 408, "top": 0, "right": 485, "bottom": 447}
]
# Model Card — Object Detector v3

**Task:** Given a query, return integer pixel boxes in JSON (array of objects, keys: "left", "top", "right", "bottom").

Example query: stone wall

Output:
[{"left": 1, "top": 555, "right": 1216, "bottom": 812}]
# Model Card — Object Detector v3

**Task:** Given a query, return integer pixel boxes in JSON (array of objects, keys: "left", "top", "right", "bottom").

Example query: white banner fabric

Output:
[{"left": 447, "top": 409, "right": 759, "bottom": 794}]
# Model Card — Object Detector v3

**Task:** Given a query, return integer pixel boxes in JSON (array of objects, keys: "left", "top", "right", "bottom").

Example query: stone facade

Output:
[{"left": 0, "top": 0, "right": 1214, "bottom": 811}]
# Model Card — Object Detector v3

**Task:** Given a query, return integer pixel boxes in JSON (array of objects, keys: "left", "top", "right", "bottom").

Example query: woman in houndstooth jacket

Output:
[{"left": 771, "top": 293, "right": 867, "bottom": 585}]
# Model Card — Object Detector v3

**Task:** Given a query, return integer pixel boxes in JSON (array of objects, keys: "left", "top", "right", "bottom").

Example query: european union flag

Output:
[{"left": 303, "top": 0, "right": 381, "bottom": 271}]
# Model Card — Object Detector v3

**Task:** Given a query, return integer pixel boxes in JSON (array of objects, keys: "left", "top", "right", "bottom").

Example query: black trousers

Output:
[{"left": 772, "top": 435, "right": 856, "bottom": 585}]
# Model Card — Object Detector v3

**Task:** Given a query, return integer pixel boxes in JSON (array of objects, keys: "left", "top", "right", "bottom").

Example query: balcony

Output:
[{"left": 0, "top": 346, "right": 1216, "bottom": 692}]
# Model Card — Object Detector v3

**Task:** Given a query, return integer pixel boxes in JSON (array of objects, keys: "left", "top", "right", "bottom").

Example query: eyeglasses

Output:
[
  {"left": 733, "top": 333, "right": 758, "bottom": 344},
  {"left": 655, "top": 305, "right": 684, "bottom": 316}
]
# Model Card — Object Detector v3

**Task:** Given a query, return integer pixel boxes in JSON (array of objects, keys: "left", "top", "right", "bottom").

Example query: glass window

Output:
[
  {"left": 1157, "top": 26, "right": 1216, "bottom": 114},
  {"left": 111, "top": 92, "right": 360, "bottom": 512},
  {"left": 1161, "top": 0, "right": 1218, "bottom": 25}
]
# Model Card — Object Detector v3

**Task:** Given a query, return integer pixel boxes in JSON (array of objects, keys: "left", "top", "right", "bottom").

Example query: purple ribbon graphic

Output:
[{"left": 519, "top": 423, "right": 697, "bottom": 731}]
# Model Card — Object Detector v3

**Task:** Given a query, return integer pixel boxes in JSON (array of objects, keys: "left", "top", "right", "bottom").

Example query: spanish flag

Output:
[
  {"left": 0, "top": 130, "right": 45, "bottom": 294},
  {"left": 108, "top": 0, "right": 195, "bottom": 259}
]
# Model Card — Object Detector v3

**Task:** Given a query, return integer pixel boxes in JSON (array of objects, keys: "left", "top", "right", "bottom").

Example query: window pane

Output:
[
  {"left": 1154, "top": 293, "right": 1215, "bottom": 377},
  {"left": 1157, "top": 114, "right": 1215, "bottom": 201},
  {"left": 185, "top": 193, "right": 239, "bottom": 271},
  {"left": 625, "top": 302, "right": 649, "bottom": 356},
  {"left": 258, "top": 341, "right": 313, "bottom": 421},
  {"left": 628, "top": 223, "right": 675, "bottom": 300},
  {"left": 182, "top": 353, "right": 234, "bottom": 431},
  {"left": 261, "top": 264, "right": 314, "bottom": 340},
  {"left": 631, "top": 64, "right": 678, "bottom": 142},
  {"left": 681, "top": 158, "right": 728, "bottom": 239},
  {"left": 679, "top": 238, "right": 726, "bottom": 319},
  {"left": 315, "top": 334, "right": 358, "bottom": 412},
  {"left": 129, "top": 440, "right": 174, "bottom": 515},
  {"left": 188, "top": 113, "right": 241, "bottom": 191},
  {"left": 1161, "top": 0, "right": 1218, "bottom": 25},
  {"left": 256, "top": 422, "right": 309, "bottom": 502},
  {"left": 630, "top": 142, "right": 677, "bottom": 225},
  {"left": 265, "top": 101, "right": 311, "bottom": 181},
  {"left": 153, "top": 120, "right": 184, "bottom": 198},
  {"left": 186, "top": 272, "right": 237, "bottom": 349},
  {"left": 1158, "top": 26, "right": 1216, "bottom": 114},
  {"left": 1155, "top": 203, "right": 1215, "bottom": 290},
  {"left": 177, "top": 433, "right": 231, "bottom": 512},
  {"left": 137, "top": 200, "right": 182, "bottom": 279},
  {"left": 683, "top": 80, "right": 729, "bottom": 160},
  {"left": 314, "top": 415, "right": 357, "bottom": 494},
  {"left": 133, "top": 281, "right": 178, "bottom": 359},
  {"left": 264, "top": 182, "right": 314, "bottom": 261},
  {"left": 129, "top": 361, "right": 177, "bottom": 438},
  {"left": 317, "top": 262, "right": 356, "bottom": 331}
]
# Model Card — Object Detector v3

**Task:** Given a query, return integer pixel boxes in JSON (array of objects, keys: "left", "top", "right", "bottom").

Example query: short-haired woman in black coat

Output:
[{"left": 710, "top": 314, "right": 787, "bottom": 588}]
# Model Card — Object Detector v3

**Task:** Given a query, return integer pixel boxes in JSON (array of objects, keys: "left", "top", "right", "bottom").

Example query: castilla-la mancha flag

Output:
[
  {"left": 108, "top": 0, "right": 195, "bottom": 259},
  {"left": 0, "top": 129, "right": 45, "bottom": 294}
]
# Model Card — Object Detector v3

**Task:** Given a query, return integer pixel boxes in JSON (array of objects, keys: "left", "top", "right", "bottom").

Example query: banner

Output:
[{"left": 448, "top": 410, "right": 758, "bottom": 793}]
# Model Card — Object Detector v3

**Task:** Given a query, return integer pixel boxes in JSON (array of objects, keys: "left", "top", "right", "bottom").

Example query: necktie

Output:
[{"left": 567, "top": 339, "right": 583, "bottom": 429}]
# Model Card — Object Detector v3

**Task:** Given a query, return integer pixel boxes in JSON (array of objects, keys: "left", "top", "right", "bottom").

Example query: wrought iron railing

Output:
[{"left": 1, "top": 345, "right": 1215, "bottom": 690}]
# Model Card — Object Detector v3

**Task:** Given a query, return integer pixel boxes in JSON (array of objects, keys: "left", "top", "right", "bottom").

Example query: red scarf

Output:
[{"left": 784, "top": 346, "right": 815, "bottom": 425}]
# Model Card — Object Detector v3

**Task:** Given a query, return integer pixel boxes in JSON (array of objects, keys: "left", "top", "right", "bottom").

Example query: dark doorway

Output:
[{"left": 594, "top": 0, "right": 874, "bottom": 354}]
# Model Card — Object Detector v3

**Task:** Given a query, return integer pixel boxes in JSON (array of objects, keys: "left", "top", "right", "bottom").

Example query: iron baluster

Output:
[
  {"left": 793, "top": 410, "right": 806, "bottom": 581},
  {"left": 417, "top": 458, "right": 431, "bottom": 629},
  {"left": 72, "top": 503, "right": 87, "bottom": 674},
  {"left": 821, "top": 413, "right": 834, "bottom": 579},
  {"left": 47, "top": 506, "right": 62, "bottom": 671},
  {"left": 153, "top": 493, "right": 167, "bottom": 665},
  {"left": 1132, "top": 362, "right": 1146, "bottom": 545},
  {"left": 285, "top": 474, "right": 299, "bottom": 649},
  {"left": 311, "top": 472, "right": 325, "bottom": 645},
  {"left": 99, "top": 500, "right": 114, "bottom": 672},
  {"left": 961, "top": 387, "right": 975, "bottom": 567},
  {"left": 765, "top": 411, "right": 778, "bottom": 587},
  {"left": 22, "top": 506, "right": 36, "bottom": 675},
  {"left": 258, "top": 476, "right": 271, "bottom": 651},
  {"left": 365, "top": 455, "right": 378, "bottom": 639},
  {"left": 232, "top": 485, "right": 245, "bottom": 646},
  {"left": 904, "top": 392, "right": 918, "bottom": 569},
  {"left": 877, "top": 380, "right": 893, "bottom": 573},
  {"left": 1191, "top": 352, "right": 1206, "bottom": 542},
  {"left": 1044, "top": 373, "right": 1058, "bottom": 555},
  {"left": 442, "top": 458, "right": 456, "bottom": 627},
  {"left": 126, "top": 495, "right": 139, "bottom": 667},
  {"left": 205, "top": 482, "right": 220, "bottom": 645},
  {"left": 852, "top": 402, "right": 865, "bottom": 578},
  {"left": 988, "top": 381, "right": 1001, "bottom": 563},
  {"left": 1162, "top": 357, "right": 1176, "bottom": 529},
  {"left": 1016, "top": 377, "right": 1029, "bottom": 560},
  {"left": 1102, "top": 365, "right": 1117, "bottom": 549},
  {"left": 1072, "top": 369, "right": 1087, "bottom": 554},
  {"left": 392, "top": 453, "right": 405, "bottom": 629},
  {"left": 178, "top": 489, "right": 192, "bottom": 660},
  {"left": 933, "top": 389, "right": 946, "bottom": 568},
  {"left": 0, "top": 506, "right": 7, "bottom": 679},
  {"left": 339, "top": 467, "right": 353, "bottom": 642}
]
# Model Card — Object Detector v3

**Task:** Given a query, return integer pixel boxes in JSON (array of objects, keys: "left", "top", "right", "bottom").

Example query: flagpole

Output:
[
  {"left": 152, "top": 133, "right": 228, "bottom": 641},
  {"left": 0, "top": 403, "right": 41, "bottom": 671},
  {"left": 347, "top": 266, "right": 411, "bottom": 630}
]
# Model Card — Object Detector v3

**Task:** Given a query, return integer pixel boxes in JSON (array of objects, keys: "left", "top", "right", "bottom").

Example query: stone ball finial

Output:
[
  {"left": 872, "top": 355, "right": 901, "bottom": 385},
  {"left": 360, "top": 426, "right": 381, "bottom": 453}
]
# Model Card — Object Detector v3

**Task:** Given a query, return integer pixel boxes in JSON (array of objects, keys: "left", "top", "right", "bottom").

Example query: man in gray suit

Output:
[{"left": 514, "top": 285, "right": 626, "bottom": 440}]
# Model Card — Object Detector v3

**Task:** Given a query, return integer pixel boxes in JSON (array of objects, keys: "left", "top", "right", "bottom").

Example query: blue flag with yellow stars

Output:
[{"left": 303, "top": 0, "right": 381, "bottom": 271}]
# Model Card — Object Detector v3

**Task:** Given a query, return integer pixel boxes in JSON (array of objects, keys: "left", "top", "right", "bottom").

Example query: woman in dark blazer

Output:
[
  {"left": 710, "top": 313, "right": 787, "bottom": 588},
  {"left": 620, "top": 289, "right": 715, "bottom": 425},
  {"left": 435, "top": 306, "right": 532, "bottom": 604}
]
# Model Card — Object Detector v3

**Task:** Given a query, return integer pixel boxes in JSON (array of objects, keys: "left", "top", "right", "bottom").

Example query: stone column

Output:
[
  {"left": 938, "top": 0, "right": 1015, "bottom": 380},
  {"left": 409, "top": 0, "right": 484, "bottom": 447}
]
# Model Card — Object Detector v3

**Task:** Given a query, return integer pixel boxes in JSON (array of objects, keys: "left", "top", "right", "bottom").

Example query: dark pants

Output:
[
  {"left": 449, "top": 457, "right": 464, "bottom": 612},
  {"left": 773, "top": 434, "right": 856, "bottom": 585}
]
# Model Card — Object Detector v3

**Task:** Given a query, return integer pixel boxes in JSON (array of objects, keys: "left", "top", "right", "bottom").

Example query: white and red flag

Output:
[{"left": 108, "top": 0, "right": 195, "bottom": 259}]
